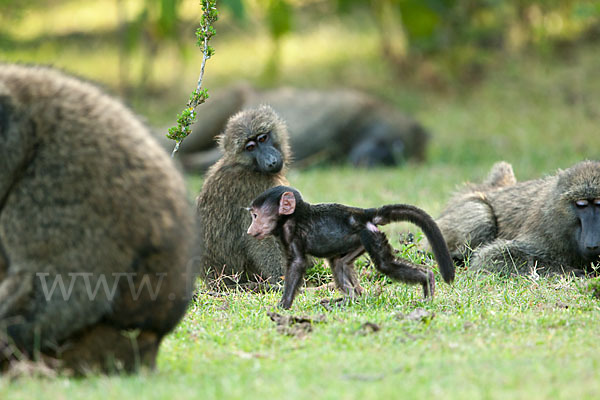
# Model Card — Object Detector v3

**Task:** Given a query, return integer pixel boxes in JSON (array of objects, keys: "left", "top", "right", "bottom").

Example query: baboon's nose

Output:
[
  {"left": 585, "top": 244, "right": 600, "bottom": 258},
  {"left": 266, "top": 156, "right": 277, "bottom": 168}
]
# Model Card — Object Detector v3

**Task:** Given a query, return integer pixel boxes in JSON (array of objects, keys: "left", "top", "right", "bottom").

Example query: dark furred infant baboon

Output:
[
  {"left": 197, "top": 105, "right": 290, "bottom": 288},
  {"left": 0, "top": 64, "right": 195, "bottom": 374},
  {"left": 436, "top": 160, "right": 600, "bottom": 275},
  {"left": 247, "top": 186, "right": 455, "bottom": 309}
]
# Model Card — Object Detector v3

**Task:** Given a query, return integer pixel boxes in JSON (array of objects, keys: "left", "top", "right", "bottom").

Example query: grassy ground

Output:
[
  {"left": 2, "top": 2, "right": 600, "bottom": 398},
  {"left": 2, "top": 271, "right": 599, "bottom": 399}
]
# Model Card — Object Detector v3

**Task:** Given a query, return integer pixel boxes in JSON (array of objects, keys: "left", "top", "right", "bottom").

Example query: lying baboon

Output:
[
  {"left": 162, "top": 83, "right": 430, "bottom": 171},
  {"left": 0, "top": 64, "right": 195, "bottom": 374},
  {"left": 197, "top": 105, "right": 290, "bottom": 288},
  {"left": 436, "top": 160, "right": 600, "bottom": 275}
]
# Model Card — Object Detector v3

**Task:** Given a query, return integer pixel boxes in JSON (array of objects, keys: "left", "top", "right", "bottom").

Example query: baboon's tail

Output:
[{"left": 374, "top": 204, "right": 455, "bottom": 283}]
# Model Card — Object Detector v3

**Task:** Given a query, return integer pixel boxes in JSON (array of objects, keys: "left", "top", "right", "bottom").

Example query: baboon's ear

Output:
[{"left": 279, "top": 192, "right": 296, "bottom": 215}]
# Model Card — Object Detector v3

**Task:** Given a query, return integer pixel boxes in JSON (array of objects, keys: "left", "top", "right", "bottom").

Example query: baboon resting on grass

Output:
[
  {"left": 436, "top": 161, "right": 600, "bottom": 276},
  {"left": 167, "top": 84, "right": 430, "bottom": 171}
]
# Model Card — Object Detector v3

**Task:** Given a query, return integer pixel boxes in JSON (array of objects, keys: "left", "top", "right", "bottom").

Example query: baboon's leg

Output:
[
  {"left": 329, "top": 246, "right": 365, "bottom": 298},
  {"left": 279, "top": 250, "right": 309, "bottom": 310},
  {"left": 237, "top": 281, "right": 282, "bottom": 293},
  {"left": 58, "top": 324, "right": 159, "bottom": 374},
  {"left": 471, "top": 239, "right": 586, "bottom": 277},
  {"left": 469, "top": 239, "right": 528, "bottom": 274},
  {"left": 470, "top": 239, "right": 536, "bottom": 275},
  {"left": 436, "top": 197, "right": 497, "bottom": 261},
  {"left": 0, "top": 267, "right": 113, "bottom": 360},
  {"left": 246, "top": 236, "right": 286, "bottom": 281},
  {"left": 201, "top": 236, "right": 284, "bottom": 291},
  {"left": 360, "top": 229, "right": 434, "bottom": 298},
  {"left": 434, "top": 162, "right": 515, "bottom": 261},
  {"left": 201, "top": 268, "right": 282, "bottom": 293}
]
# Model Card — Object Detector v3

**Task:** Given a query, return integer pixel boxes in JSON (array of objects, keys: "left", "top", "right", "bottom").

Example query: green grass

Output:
[
  {"left": 2, "top": 2, "right": 600, "bottom": 398},
  {"left": 3, "top": 272, "right": 599, "bottom": 399}
]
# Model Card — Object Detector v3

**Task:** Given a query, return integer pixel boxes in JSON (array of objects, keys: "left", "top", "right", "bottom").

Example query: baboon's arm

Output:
[{"left": 469, "top": 238, "right": 579, "bottom": 276}]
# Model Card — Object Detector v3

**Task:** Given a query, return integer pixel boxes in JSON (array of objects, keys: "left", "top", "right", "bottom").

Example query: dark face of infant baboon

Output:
[
  {"left": 0, "top": 64, "right": 195, "bottom": 374},
  {"left": 197, "top": 105, "right": 291, "bottom": 288}
]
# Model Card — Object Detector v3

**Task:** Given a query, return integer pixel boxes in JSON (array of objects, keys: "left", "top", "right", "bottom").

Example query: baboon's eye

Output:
[
  {"left": 575, "top": 199, "right": 589, "bottom": 208},
  {"left": 245, "top": 141, "right": 257, "bottom": 151},
  {"left": 252, "top": 213, "right": 257, "bottom": 219},
  {"left": 594, "top": 199, "right": 600, "bottom": 207},
  {"left": 257, "top": 133, "right": 269, "bottom": 143}
]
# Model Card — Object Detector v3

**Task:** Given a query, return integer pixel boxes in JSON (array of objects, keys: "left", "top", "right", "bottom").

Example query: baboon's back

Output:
[{"left": 0, "top": 64, "right": 194, "bottom": 371}]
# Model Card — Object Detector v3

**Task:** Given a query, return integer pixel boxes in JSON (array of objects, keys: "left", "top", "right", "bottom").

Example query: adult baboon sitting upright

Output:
[
  {"left": 0, "top": 64, "right": 195, "bottom": 374},
  {"left": 435, "top": 160, "right": 600, "bottom": 275},
  {"left": 197, "top": 105, "right": 291, "bottom": 289}
]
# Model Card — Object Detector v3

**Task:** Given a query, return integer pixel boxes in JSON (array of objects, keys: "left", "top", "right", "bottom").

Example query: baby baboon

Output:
[
  {"left": 436, "top": 160, "right": 600, "bottom": 275},
  {"left": 0, "top": 64, "right": 195, "bottom": 373},
  {"left": 247, "top": 186, "right": 455, "bottom": 309},
  {"left": 197, "top": 105, "right": 290, "bottom": 288}
]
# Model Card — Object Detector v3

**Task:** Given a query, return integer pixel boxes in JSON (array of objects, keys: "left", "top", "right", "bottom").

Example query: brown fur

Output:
[
  {"left": 0, "top": 64, "right": 195, "bottom": 374},
  {"left": 197, "top": 105, "right": 290, "bottom": 287},
  {"left": 436, "top": 160, "right": 600, "bottom": 275}
]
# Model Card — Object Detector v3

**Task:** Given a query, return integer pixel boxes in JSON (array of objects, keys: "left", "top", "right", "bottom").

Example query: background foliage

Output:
[{"left": 2, "top": 0, "right": 599, "bottom": 92}]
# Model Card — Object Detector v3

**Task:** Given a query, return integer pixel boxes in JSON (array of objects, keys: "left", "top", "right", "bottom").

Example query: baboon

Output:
[
  {"left": 0, "top": 64, "right": 195, "bottom": 374},
  {"left": 247, "top": 186, "right": 455, "bottom": 309},
  {"left": 161, "top": 83, "right": 430, "bottom": 171},
  {"left": 197, "top": 105, "right": 290, "bottom": 288},
  {"left": 436, "top": 160, "right": 600, "bottom": 275}
]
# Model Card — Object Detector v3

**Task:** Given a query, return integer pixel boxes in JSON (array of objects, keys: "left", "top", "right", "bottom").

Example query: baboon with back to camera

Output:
[
  {"left": 0, "top": 64, "right": 195, "bottom": 374},
  {"left": 247, "top": 185, "right": 455, "bottom": 308},
  {"left": 197, "top": 105, "right": 290, "bottom": 289},
  {"left": 436, "top": 160, "right": 600, "bottom": 275}
]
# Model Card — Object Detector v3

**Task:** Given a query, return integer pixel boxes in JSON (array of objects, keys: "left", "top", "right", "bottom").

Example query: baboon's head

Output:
[
  {"left": 218, "top": 105, "right": 291, "bottom": 174},
  {"left": 557, "top": 160, "right": 600, "bottom": 262}
]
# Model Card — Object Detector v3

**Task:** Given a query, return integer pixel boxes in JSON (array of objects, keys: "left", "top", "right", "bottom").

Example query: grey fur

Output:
[{"left": 436, "top": 160, "right": 600, "bottom": 275}]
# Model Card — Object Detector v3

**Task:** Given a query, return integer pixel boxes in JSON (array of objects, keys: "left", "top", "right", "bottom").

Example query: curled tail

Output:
[{"left": 374, "top": 204, "right": 455, "bottom": 283}]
